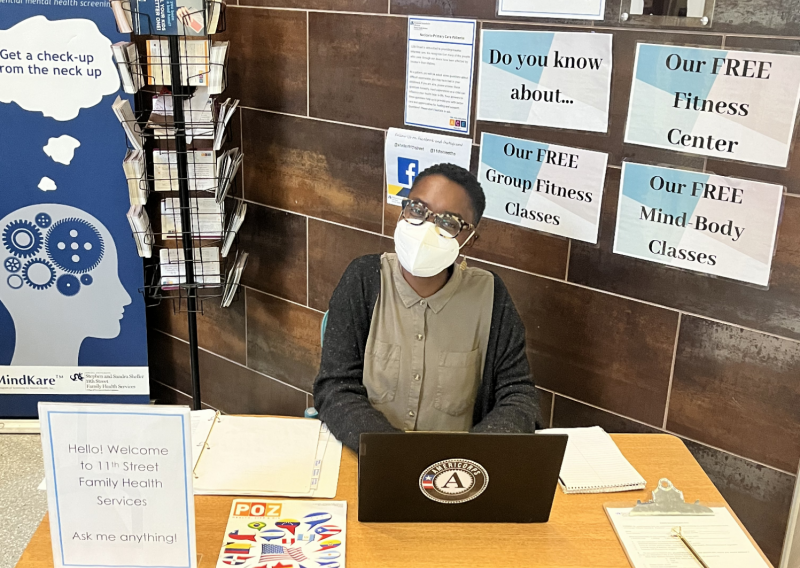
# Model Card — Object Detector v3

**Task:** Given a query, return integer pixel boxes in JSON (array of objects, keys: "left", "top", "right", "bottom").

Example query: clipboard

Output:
[{"left": 604, "top": 478, "right": 774, "bottom": 568}]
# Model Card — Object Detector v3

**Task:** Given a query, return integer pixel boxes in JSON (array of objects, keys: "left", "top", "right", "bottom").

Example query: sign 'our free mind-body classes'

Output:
[
  {"left": 614, "top": 163, "right": 784, "bottom": 287},
  {"left": 626, "top": 44, "right": 800, "bottom": 168},
  {"left": 477, "top": 30, "right": 612, "bottom": 133}
]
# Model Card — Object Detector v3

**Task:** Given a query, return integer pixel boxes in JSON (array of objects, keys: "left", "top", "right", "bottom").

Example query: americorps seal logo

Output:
[{"left": 419, "top": 458, "right": 489, "bottom": 504}]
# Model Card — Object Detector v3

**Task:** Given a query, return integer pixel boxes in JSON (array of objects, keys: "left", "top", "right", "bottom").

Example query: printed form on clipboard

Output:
[
  {"left": 605, "top": 479, "right": 771, "bottom": 568},
  {"left": 539, "top": 426, "right": 646, "bottom": 494},
  {"left": 190, "top": 410, "right": 343, "bottom": 498}
]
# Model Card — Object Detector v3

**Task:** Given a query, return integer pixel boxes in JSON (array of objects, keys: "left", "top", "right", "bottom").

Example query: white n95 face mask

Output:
[{"left": 394, "top": 220, "right": 462, "bottom": 278}]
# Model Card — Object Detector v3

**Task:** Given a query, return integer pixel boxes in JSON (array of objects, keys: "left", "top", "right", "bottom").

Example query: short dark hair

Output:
[{"left": 411, "top": 163, "right": 486, "bottom": 224}]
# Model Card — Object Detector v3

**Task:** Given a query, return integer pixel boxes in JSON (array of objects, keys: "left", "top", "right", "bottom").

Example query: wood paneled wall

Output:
[{"left": 148, "top": 1, "right": 800, "bottom": 562}]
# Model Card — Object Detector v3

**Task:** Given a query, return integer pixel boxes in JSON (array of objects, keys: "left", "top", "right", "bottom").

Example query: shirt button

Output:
[
  {"left": 420, "top": 300, "right": 426, "bottom": 307},
  {"left": 414, "top": 374, "right": 420, "bottom": 381},
  {"left": 409, "top": 411, "right": 416, "bottom": 417},
  {"left": 416, "top": 334, "right": 423, "bottom": 341}
]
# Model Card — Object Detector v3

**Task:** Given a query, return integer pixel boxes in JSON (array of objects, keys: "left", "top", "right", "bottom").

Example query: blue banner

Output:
[{"left": 0, "top": 3, "right": 149, "bottom": 416}]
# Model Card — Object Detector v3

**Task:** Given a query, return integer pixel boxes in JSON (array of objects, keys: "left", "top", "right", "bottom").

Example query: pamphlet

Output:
[
  {"left": 152, "top": 149, "right": 216, "bottom": 192},
  {"left": 215, "top": 499, "right": 346, "bottom": 568},
  {"left": 161, "top": 197, "right": 224, "bottom": 239},
  {"left": 221, "top": 200, "right": 246, "bottom": 257},
  {"left": 147, "top": 38, "right": 211, "bottom": 86},
  {"left": 221, "top": 250, "right": 247, "bottom": 307},
  {"left": 127, "top": 204, "right": 153, "bottom": 258},
  {"left": 160, "top": 247, "right": 221, "bottom": 287},
  {"left": 134, "top": 0, "right": 206, "bottom": 36}
]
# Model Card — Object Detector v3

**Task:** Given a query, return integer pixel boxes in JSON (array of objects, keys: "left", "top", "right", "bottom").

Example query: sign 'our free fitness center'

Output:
[{"left": 625, "top": 44, "right": 800, "bottom": 168}]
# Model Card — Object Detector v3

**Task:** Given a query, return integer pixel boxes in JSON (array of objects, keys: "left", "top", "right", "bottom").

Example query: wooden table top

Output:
[{"left": 16, "top": 433, "right": 770, "bottom": 568}]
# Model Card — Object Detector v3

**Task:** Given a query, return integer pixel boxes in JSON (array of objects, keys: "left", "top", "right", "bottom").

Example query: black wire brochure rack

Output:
[{"left": 113, "top": 0, "right": 246, "bottom": 410}]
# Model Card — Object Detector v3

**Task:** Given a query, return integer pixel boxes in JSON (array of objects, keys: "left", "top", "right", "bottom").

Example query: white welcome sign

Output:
[{"left": 39, "top": 403, "right": 197, "bottom": 568}]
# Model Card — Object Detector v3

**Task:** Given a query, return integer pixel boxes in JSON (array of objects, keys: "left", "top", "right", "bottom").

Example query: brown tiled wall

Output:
[{"left": 148, "top": 1, "right": 800, "bottom": 562}]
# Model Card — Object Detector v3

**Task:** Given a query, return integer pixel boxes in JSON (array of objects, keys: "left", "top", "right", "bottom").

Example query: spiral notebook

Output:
[{"left": 539, "top": 426, "right": 646, "bottom": 494}]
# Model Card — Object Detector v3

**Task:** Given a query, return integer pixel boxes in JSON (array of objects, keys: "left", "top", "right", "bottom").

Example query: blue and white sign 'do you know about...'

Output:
[
  {"left": 625, "top": 44, "right": 800, "bottom": 168},
  {"left": 614, "top": 163, "right": 783, "bottom": 287},
  {"left": 39, "top": 403, "right": 196, "bottom": 568},
  {"left": 477, "top": 30, "right": 613, "bottom": 133},
  {"left": 478, "top": 133, "right": 608, "bottom": 244}
]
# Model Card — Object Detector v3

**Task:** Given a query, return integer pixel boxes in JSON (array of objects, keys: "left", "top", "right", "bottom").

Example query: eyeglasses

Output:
[{"left": 400, "top": 199, "right": 475, "bottom": 239}]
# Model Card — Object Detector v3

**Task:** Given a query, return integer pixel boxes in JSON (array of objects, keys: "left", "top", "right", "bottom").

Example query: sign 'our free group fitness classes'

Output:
[
  {"left": 478, "top": 133, "right": 607, "bottom": 244},
  {"left": 626, "top": 44, "right": 800, "bottom": 167},
  {"left": 614, "top": 163, "right": 784, "bottom": 287}
]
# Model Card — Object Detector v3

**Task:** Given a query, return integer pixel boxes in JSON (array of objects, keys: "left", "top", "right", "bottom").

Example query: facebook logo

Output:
[{"left": 397, "top": 157, "right": 419, "bottom": 187}]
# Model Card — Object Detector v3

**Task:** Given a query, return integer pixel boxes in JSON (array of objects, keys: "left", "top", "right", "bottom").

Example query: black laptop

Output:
[{"left": 357, "top": 432, "right": 568, "bottom": 523}]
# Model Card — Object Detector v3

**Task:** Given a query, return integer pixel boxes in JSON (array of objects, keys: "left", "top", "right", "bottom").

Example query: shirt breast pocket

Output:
[
  {"left": 365, "top": 340, "right": 401, "bottom": 404},
  {"left": 435, "top": 349, "right": 481, "bottom": 417}
]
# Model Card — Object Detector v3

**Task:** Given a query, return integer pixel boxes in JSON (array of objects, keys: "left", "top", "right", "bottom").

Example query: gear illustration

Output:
[
  {"left": 22, "top": 258, "right": 56, "bottom": 290},
  {"left": 35, "top": 213, "right": 52, "bottom": 229},
  {"left": 3, "top": 220, "right": 42, "bottom": 258},
  {"left": 7, "top": 275, "right": 23, "bottom": 290},
  {"left": 80, "top": 274, "right": 93, "bottom": 285},
  {"left": 45, "top": 218, "right": 104, "bottom": 274},
  {"left": 57, "top": 274, "right": 80, "bottom": 296},
  {"left": 4, "top": 257, "right": 21, "bottom": 273}
]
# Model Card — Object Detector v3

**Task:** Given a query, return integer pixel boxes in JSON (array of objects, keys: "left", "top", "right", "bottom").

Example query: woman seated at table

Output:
[{"left": 313, "top": 163, "right": 542, "bottom": 451}]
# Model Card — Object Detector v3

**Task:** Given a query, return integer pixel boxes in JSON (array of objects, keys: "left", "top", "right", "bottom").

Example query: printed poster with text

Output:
[
  {"left": 614, "top": 163, "right": 783, "bottom": 286},
  {"left": 477, "top": 30, "right": 612, "bottom": 133},
  {"left": 405, "top": 17, "right": 476, "bottom": 134},
  {"left": 478, "top": 133, "right": 607, "bottom": 243},
  {"left": 625, "top": 44, "right": 800, "bottom": 167},
  {"left": 385, "top": 128, "right": 472, "bottom": 206},
  {"left": 0, "top": 5, "right": 149, "bottom": 415}
]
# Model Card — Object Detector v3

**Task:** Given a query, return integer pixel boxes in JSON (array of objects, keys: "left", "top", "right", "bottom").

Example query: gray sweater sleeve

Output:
[
  {"left": 313, "top": 256, "right": 400, "bottom": 452},
  {"left": 470, "top": 274, "right": 542, "bottom": 433}
]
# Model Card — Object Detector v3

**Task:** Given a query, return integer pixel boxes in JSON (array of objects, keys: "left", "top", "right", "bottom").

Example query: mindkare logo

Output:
[{"left": 0, "top": 373, "right": 56, "bottom": 386}]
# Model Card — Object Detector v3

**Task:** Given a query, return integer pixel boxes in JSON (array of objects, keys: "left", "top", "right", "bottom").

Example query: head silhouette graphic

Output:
[{"left": 0, "top": 204, "right": 131, "bottom": 365}]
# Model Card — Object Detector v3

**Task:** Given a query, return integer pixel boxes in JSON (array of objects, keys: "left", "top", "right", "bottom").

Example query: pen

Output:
[{"left": 671, "top": 527, "right": 711, "bottom": 568}]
